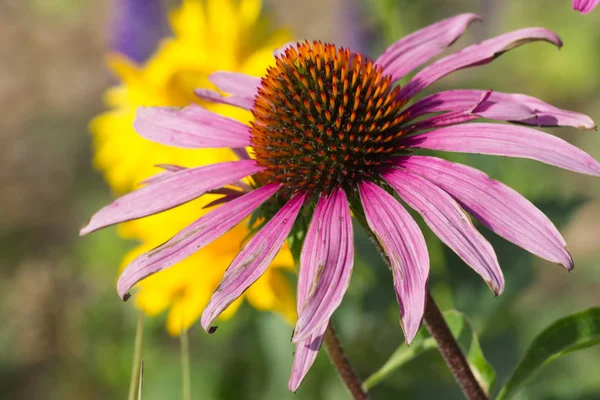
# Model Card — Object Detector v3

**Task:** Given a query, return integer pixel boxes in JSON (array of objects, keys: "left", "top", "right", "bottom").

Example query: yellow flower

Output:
[{"left": 90, "top": 0, "right": 296, "bottom": 335}]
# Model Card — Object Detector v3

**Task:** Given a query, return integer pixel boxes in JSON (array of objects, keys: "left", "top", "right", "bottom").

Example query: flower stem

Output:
[
  {"left": 128, "top": 312, "right": 144, "bottom": 400},
  {"left": 424, "top": 291, "right": 487, "bottom": 400},
  {"left": 180, "top": 328, "right": 192, "bottom": 400},
  {"left": 323, "top": 323, "right": 369, "bottom": 400},
  {"left": 352, "top": 208, "right": 486, "bottom": 399}
]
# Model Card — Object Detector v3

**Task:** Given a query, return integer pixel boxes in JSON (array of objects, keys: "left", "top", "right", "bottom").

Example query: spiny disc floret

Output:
[{"left": 250, "top": 41, "right": 408, "bottom": 196}]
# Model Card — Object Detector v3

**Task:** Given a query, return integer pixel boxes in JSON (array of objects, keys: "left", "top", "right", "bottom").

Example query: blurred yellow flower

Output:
[{"left": 90, "top": 0, "right": 296, "bottom": 335}]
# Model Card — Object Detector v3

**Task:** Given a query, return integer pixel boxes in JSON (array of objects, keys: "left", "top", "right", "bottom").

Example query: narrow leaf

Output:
[{"left": 496, "top": 308, "right": 600, "bottom": 400}]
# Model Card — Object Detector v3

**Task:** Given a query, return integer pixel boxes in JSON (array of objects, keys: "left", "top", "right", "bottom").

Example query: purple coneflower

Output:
[
  {"left": 573, "top": 0, "right": 599, "bottom": 13},
  {"left": 81, "top": 14, "right": 599, "bottom": 390}
]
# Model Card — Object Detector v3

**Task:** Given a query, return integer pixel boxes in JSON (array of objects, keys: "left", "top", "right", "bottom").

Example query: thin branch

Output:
[
  {"left": 323, "top": 323, "right": 369, "bottom": 400},
  {"left": 424, "top": 292, "right": 487, "bottom": 400}
]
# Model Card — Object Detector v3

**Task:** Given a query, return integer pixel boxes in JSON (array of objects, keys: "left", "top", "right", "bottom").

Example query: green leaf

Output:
[
  {"left": 362, "top": 329, "right": 436, "bottom": 390},
  {"left": 443, "top": 311, "right": 496, "bottom": 394},
  {"left": 363, "top": 310, "right": 496, "bottom": 394},
  {"left": 496, "top": 308, "right": 600, "bottom": 400}
]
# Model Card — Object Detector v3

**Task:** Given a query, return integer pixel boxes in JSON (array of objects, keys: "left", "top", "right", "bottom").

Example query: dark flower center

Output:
[{"left": 250, "top": 41, "right": 408, "bottom": 196}]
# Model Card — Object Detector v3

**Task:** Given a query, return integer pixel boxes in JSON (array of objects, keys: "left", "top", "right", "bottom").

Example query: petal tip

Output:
[
  {"left": 288, "top": 378, "right": 301, "bottom": 393},
  {"left": 561, "top": 248, "right": 575, "bottom": 271},
  {"left": 79, "top": 221, "right": 91, "bottom": 236}
]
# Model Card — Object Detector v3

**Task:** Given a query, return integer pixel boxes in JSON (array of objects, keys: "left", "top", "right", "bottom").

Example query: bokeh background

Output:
[{"left": 1, "top": 0, "right": 599, "bottom": 399}]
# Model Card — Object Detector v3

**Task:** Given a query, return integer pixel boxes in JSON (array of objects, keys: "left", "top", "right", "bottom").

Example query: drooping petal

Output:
[
  {"left": 194, "top": 88, "right": 254, "bottom": 110},
  {"left": 397, "top": 155, "right": 574, "bottom": 269},
  {"left": 289, "top": 194, "right": 330, "bottom": 391},
  {"left": 289, "top": 325, "right": 327, "bottom": 391},
  {"left": 358, "top": 181, "right": 429, "bottom": 343},
  {"left": 133, "top": 104, "right": 251, "bottom": 148},
  {"left": 401, "top": 123, "right": 600, "bottom": 176},
  {"left": 375, "top": 13, "right": 482, "bottom": 82},
  {"left": 116, "top": 184, "right": 281, "bottom": 300},
  {"left": 573, "top": 0, "right": 600, "bottom": 13},
  {"left": 209, "top": 71, "right": 261, "bottom": 99},
  {"left": 80, "top": 160, "right": 264, "bottom": 235},
  {"left": 398, "top": 28, "right": 562, "bottom": 100},
  {"left": 384, "top": 169, "right": 504, "bottom": 295},
  {"left": 403, "top": 90, "right": 596, "bottom": 130},
  {"left": 201, "top": 192, "right": 307, "bottom": 331},
  {"left": 292, "top": 188, "right": 354, "bottom": 343}
]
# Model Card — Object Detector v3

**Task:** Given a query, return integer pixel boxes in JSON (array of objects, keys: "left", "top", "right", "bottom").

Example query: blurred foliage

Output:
[{"left": 0, "top": 0, "right": 599, "bottom": 399}]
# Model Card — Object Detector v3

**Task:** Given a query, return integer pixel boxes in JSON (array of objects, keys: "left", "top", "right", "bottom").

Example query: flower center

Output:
[{"left": 250, "top": 41, "right": 408, "bottom": 196}]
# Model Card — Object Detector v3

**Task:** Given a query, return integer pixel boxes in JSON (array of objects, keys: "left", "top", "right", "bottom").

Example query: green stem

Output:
[
  {"left": 323, "top": 323, "right": 370, "bottom": 400},
  {"left": 180, "top": 328, "right": 192, "bottom": 400},
  {"left": 128, "top": 312, "right": 144, "bottom": 400},
  {"left": 137, "top": 360, "right": 145, "bottom": 400}
]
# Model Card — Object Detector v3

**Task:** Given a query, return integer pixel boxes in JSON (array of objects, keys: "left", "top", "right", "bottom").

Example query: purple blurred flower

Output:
[
  {"left": 111, "top": 0, "right": 168, "bottom": 63},
  {"left": 81, "top": 14, "right": 599, "bottom": 390},
  {"left": 573, "top": 0, "right": 600, "bottom": 13}
]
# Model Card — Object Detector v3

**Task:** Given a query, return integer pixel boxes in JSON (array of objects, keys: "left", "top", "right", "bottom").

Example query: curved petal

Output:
[
  {"left": 401, "top": 123, "right": 600, "bottom": 176},
  {"left": 397, "top": 155, "right": 574, "bottom": 269},
  {"left": 384, "top": 169, "right": 504, "bottom": 295},
  {"left": 358, "top": 181, "right": 429, "bottom": 343},
  {"left": 80, "top": 160, "right": 264, "bottom": 235},
  {"left": 398, "top": 28, "right": 562, "bottom": 100},
  {"left": 209, "top": 71, "right": 260, "bottom": 98},
  {"left": 292, "top": 188, "right": 354, "bottom": 343},
  {"left": 289, "top": 194, "right": 330, "bottom": 391},
  {"left": 573, "top": 0, "right": 600, "bottom": 13},
  {"left": 403, "top": 90, "right": 596, "bottom": 130},
  {"left": 201, "top": 192, "right": 307, "bottom": 331},
  {"left": 133, "top": 104, "right": 251, "bottom": 148},
  {"left": 375, "top": 13, "right": 482, "bottom": 82},
  {"left": 194, "top": 88, "right": 254, "bottom": 110},
  {"left": 406, "top": 90, "right": 490, "bottom": 131},
  {"left": 116, "top": 184, "right": 281, "bottom": 300}
]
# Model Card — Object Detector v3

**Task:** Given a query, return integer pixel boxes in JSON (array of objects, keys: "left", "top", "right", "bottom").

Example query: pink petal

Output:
[
  {"left": 139, "top": 164, "right": 186, "bottom": 186},
  {"left": 401, "top": 122, "right": 600, "bottom": 176},
  {"left": 573, "top": 0, "right": 600, "bottom": 13},
  {"left": 201, "top": 192, "right": 307, "bottom": 331},
  {"left": 194, "top": 88, "right": 254, "bottom": 110},
  {"left": 406, "top": 90, "right": 490, "bottom": 131},
  {"left": 292, "top": 188, "right": 354, "bottom": 343},
  {"left": 133, "top": 104, "right": 251, "bottom": 148},
  {"left": 116, "top": 184, "right": 281, "bottom": 300},
  {"left": 358, "top": 181, "right": 429, "bottom": 343},
  {"left": 398, "top": 28, "right": 562, "bottom": 100},
  {"left": 289, "top": 325, "right": 327, "bottom": 392},
  {"left": 209, "top": 71, "right": 260, "bottom": 99},
  {"left": 397, "top": 155, "right": 574, "bottom": 269},
  {"left": 384, "top": 169, "right": 504, "bottom": 295},
  {"left": 375, "top": 13, "right": 482, "bottom": 82},
  {"left": 80, "top": 160, "right": 264, "bottom": 235},
  {"left": 403, "top": 90, "right": 596, "bottom": 130},
  {"left": 289, "top": 194, "right": 332, "bottom": 390}
]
